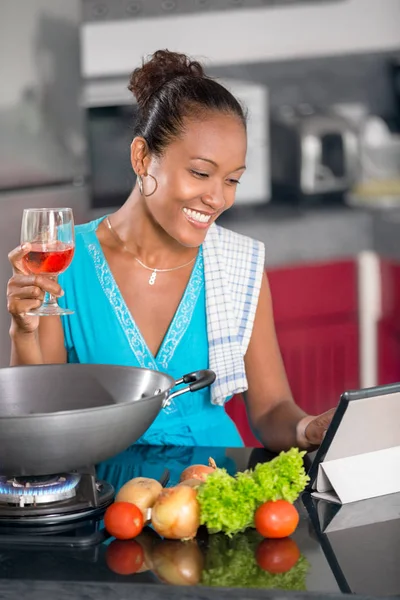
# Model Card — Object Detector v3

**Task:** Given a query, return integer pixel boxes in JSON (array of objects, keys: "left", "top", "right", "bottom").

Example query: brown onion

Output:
[
  {"left": 179, "top": 457, "right": 217, "bottom": 483},
  {"left": 152, "top": 540, "right": 204, "bottom": 585},
  {"left": 151, "top": 486, "right": 200, "bottom": 540}
]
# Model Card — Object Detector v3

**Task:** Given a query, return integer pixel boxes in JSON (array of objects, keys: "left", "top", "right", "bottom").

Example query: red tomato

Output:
[
  {"left": 256, "top": 537, "right": 300, "bottom": 573},
  {"left": 254, "top": 500, "right": 299, "bottom": 539},
  {"left": 106, "top": 539, "right": 144, "bottom": 575},
  {"left": 104, "top": 502, "right": 144, "bottom": 540}
]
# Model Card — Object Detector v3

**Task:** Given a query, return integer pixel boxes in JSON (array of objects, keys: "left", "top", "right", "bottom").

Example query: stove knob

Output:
[
  {"left": 91, "top": 2, "right": 109, "bottom": 18},
  {"left": 161, "top": 0, "right": 177, "bottom": 12},
  {"left": 126, "top": 1, "right": 142, "bottom": 15}
]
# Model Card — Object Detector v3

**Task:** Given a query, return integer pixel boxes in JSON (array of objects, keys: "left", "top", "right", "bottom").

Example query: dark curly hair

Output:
[{"left": 128, "top": 49, "right": 246, "bottom": 155}]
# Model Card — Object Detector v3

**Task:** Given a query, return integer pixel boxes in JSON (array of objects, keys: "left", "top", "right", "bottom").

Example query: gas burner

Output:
[
  {"left": 0, "top": 474, "right": 81, "bottom": 507},
  {"left": 0, "top": 472, "right": 114, "bottom": 529}
]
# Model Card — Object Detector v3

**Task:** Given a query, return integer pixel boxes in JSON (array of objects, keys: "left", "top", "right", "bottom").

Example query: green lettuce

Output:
[
  {"left": 201, "top": 531, "right": 309, "bottom": 590},
  {"left": 197, "top": 448, "right": 309, "bottom": 536}
]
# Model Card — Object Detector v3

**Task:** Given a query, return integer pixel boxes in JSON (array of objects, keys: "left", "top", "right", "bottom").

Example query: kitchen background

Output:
[{"left": 1, "top": 0, "right": 400, "bottom": 446}]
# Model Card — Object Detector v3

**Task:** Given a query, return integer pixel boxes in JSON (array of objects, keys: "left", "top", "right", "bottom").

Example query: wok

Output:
[{"left": 0, "top": 364, "right": 215, "bottom": 476}]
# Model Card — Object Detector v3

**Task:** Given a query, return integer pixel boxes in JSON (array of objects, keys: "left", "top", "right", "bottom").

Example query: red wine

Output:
[{"left": 23, "top": 243, "right": 74, "bottom": 275}]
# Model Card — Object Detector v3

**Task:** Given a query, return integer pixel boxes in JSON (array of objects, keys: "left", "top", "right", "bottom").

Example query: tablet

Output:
[{"left": 307, "top": 382, "right": 400, "bottom": 504}]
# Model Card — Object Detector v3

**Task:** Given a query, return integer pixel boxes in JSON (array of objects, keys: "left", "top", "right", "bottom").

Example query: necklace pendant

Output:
[{"left": 149, "top": 270, "right": 157, "bottom": 285}]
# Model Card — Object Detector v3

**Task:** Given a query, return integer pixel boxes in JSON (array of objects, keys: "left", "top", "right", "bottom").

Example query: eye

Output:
[
  {"left": 190, "top": 169, "right": 209, "bottom": 179},
  {"left": 227, "top": 178, "right": 241, "bottom": 185}
]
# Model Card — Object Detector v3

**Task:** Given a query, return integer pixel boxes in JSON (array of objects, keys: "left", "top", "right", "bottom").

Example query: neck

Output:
[{"left": 108, "top": 188, "right": 197, "bottom": 268}]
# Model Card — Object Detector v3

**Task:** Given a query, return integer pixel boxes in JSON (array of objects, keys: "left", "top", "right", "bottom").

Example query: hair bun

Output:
[{"left": 128, "top": 49, "right": 205, "bottom": 109}]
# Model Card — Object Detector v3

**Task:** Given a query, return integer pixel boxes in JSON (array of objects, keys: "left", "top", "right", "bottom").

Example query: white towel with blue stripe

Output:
[{"left": 203, "top": 224, "right": 265, "bottom": 405}]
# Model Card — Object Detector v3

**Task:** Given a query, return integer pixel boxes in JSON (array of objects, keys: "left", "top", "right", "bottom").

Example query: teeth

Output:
[{"left": 183, "top": 208, "right": 211, "bottom": 223}]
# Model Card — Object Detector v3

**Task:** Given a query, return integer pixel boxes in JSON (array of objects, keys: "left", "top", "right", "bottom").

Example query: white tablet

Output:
[{"left": 307, "top": 382, "right": 400, "bottom": 504}]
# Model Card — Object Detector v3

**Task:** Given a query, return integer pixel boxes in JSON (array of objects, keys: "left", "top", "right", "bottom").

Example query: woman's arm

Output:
[
  {"left": 244, "top": 273, "right": 332, "bottom": 451},
  {"left": 10, "top": 317, "right": 66, "bottom": 366},
  {"left": 39, "top": 317, "right": 67, "bottom": 364}
]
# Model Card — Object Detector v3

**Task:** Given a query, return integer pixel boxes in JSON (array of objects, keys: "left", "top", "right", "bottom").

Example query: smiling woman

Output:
[{"left": 7, "top": 49, "right": 334, "bottom": 451}]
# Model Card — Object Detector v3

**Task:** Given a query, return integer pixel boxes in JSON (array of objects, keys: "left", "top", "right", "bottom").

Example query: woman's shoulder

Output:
[{"left": 74, "top": 216, "right": 105, "bottom": 241}]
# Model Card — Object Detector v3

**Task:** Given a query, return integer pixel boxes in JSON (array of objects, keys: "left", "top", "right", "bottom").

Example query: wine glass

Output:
[{"left": 20, "top": 208, "right": 75, "bottom": 316}]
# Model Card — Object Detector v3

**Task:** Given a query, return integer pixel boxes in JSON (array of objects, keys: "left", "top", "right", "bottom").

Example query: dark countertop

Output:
[
  {"left": 218, "top": 203, "right": 373, "bottom": 266},
  {"left": 221, "top": 203, "right": 400, "bottom": 266},
  {"left": 0, "top": 445, "right": 398, "bottom": 600}
]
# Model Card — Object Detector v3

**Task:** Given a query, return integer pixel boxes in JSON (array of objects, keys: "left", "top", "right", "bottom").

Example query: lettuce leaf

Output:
[
  {"left": 201, "top": 531, "right": 309, "bottom": 590},
  {"left": 252, "top": 447, "right": 311, "bottom": 504},
  {"left": 197, "top": 447, "right": 309, "bottom": 536}
]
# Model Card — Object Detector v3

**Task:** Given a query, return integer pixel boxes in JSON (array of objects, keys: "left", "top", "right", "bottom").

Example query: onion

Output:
[
  {"left": 151, "top": 486, "right": 200, "bottom": 540},
  {"left": 177, "top": 478, "right": 202, "bottom": 489},
  {"left": 135, "top": 529, "right": 161, "bottom": 572},
  {"left": 115, "top": 477, "right": 162, "bottom": 520},
  {"left": 180, "top": 457, "right": 217, "bottom": 483},
  {"left": 152, "top": 540, "right": 204, "bottom": 585}
]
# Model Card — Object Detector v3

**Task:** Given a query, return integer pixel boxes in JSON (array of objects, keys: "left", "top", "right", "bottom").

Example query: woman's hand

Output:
[
  {"left": 304, "top": 408, "right": 336, "bottom": 446},
  {"left": 7, "top": 243, "right": 63, "bottom": 334}
]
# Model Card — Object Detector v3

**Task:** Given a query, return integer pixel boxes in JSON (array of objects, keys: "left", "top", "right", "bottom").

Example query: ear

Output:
[{"left": 130, "top": 137, "right": 151, "bottom": 176}]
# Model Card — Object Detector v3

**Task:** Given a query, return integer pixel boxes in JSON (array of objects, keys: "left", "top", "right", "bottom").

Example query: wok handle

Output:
[{"left": 163, "top": 369, "right": 216, "bottom": 408}]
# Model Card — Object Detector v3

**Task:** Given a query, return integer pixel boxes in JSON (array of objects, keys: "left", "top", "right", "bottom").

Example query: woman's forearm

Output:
[
  {"left": 251, "top": 399, "right": 313, "bottom": 452},
  {"left": 9, "top": 325, "right": 44, "bottom": 366}
]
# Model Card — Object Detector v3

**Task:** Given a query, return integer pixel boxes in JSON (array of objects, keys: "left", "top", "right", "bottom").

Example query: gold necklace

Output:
[{"left": 105, "top": 216, "right": 196, "bottom": 286}]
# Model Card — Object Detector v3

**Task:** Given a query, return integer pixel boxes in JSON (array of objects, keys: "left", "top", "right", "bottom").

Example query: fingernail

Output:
[
  {"left": 59, "top": 290, "right": 64, "bottom": 297},
  {"left": 21, "top": 243, "right": 28, "bottom": 251}
]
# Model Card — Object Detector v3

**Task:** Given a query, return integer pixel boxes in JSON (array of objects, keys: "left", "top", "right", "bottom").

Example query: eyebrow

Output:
[{"left": 191, "top": 157, "right": 246, "bottom": 171}]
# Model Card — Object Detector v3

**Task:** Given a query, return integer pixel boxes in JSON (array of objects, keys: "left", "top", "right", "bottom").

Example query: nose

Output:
[{"left": 200, "top": 182, "right": 226, "bottom": 213}]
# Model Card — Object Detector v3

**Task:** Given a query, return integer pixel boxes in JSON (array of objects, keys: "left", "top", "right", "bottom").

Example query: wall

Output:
[
  {"left": 82, "top": 0, "right": 400, "bottom": 77},
  {"left": 0, "top": 0, "right": 80, "bottom": 108}
]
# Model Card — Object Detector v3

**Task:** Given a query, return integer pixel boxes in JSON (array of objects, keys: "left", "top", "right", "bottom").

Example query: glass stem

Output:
[
  {"left": 43, "top": 276, "right": 58, "bottom": 308},
  {"left": 43, "top": 291, "right": 58, "bottom": 308}
]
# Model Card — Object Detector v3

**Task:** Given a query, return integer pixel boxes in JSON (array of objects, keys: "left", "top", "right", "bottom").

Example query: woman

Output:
[{"left": 7, "top": 50, "right": 334, "bottom": 450}]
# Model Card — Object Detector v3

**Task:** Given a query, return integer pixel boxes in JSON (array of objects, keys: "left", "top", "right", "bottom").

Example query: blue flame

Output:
[{"left": 0, "top": 473, "right": 80, "bottom": 497}]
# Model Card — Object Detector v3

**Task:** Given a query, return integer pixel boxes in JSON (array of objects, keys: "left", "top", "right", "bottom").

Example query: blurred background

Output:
[{"left": 1, "top": 0, "right": 400, "bottom": 444}]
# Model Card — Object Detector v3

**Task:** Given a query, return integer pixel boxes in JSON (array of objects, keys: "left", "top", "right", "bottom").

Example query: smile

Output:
[{"left": 182, "top": 208, "right": 212, "bottom": 224}]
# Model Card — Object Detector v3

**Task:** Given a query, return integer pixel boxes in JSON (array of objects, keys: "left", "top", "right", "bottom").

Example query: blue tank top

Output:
[{"left": 58, "top": 217, "right": 243, "bottom": 448}]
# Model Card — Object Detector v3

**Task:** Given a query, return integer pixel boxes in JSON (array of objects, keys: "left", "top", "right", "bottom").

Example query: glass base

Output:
[{"left": 26, "top": 305, "right": 74, "bottom": 317}]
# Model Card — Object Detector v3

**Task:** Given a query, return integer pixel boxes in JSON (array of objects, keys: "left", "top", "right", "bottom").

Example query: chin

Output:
[
  {"left": 175, "top": 232, "right": 206, "bottom": 249},
  {"left": 169, "top": 219, "right": 211, "bottom": 248}
]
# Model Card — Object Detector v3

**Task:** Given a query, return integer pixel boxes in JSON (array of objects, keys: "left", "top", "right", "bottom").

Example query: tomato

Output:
[
  {"left": 254, "top": 500, "right": 299, "bottom": 539},
  {"left": 256, "top": 537, "right": 300, "bottom": 574},
  {"left": 104, "top": 502, "right": 144, "bottom": 540},
  {"left": 106, "top": 539, "right": 144, "bottom": 575}
]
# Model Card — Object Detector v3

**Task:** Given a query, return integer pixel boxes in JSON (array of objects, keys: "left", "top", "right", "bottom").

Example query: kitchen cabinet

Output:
[
  {"left": 226, "top": 259, "right": 360, "bottom": 447},
  {"left": 377, "top": 260, "right": 400, "bottom": 385}
]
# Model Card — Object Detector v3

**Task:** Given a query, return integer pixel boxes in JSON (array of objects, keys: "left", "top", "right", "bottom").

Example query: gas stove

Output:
[{"left": 0, "top": 469, "right": 114, "bottom": 547}]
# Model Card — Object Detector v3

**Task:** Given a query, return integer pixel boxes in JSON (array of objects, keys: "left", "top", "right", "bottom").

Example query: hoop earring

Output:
[{"left": 137, "top": 173, "right": 158, "bottom": 197}]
